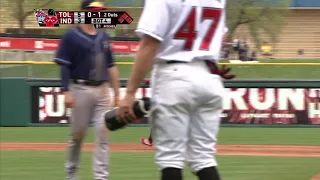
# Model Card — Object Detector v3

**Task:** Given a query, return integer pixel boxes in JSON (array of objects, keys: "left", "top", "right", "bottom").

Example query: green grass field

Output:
[
  {"left": 1, "top": 58, "right": 320, "bottom": 180},
  {"left": 1, "top": 151, "right": 319, "bottom": 180},
  {"left": 1, "top": 58, "right": 320, "bottom": 79},
  {"left": 1, "top": 127, "right": 319, "bottom": 180},
  {"left": 1, "top": 127, "right": 320, "bottom": 145}
]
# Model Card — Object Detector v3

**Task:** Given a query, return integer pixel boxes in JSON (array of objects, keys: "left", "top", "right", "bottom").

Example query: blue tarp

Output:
[
  {"left": 255, "top": 0, "right": 320, "bottom": 7},
  {"left": 108, "top": 0, "right": 143, "bottom": 7},
  {"left": 109, "top": 0, "right": 320, "bottom": 8},
  {"left": 291, "top": 0, "right": 320, "bottom": 7}
]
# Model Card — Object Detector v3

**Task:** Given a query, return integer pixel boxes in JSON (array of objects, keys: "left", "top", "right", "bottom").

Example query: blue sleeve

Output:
[
  {"left": 105, "top": 45, "right": 115, "bottom": 68},
  {"left": 53, "top": 31, "right": 73, "bottom": 66},
  {"left": 61, "top": 66, "right": 70, "bottom": 92},
  {"left": 54, "top": 31, "right": 73, "bottom": 91},
  {"left": 103, "top": 33, "right": 115, "bottom": 68}
]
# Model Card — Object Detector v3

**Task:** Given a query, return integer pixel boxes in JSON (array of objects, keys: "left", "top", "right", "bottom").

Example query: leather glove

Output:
[{"left": 205, "top": 61, "right": 236, "bottom": 80}]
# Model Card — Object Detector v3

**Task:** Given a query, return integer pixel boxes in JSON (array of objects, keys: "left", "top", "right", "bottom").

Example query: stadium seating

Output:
[
  {"left": 233, "top": 9, "right": 320, "bottom": 59},
  {"left": 0, "top": 4, "right": 319, "bottom": 59}
]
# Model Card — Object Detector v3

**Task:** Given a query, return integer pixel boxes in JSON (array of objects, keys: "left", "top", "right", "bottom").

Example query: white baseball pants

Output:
[{"left": 150, "top": 60, "right": 225, "bottom": 173}]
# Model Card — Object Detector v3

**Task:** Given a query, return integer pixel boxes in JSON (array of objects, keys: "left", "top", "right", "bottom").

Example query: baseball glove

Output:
[{"left": 205, "top": 61, "right": 236, "bottom": 80}]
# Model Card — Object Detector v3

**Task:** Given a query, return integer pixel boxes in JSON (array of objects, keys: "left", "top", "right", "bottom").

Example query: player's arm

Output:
[
  {"left": 53, "top": 31, "right": 75, "bottom": 107},
  {"left": 53, "top": 31, "right": 74, "bottom": 92},
  {"left": 126, "top": 36, "right": 160, "bottom": 95},
  {"left": 125, "top": 0, "right": 169, "bottom": 95},
  {"left": 105, "top": 39, "right": 120, "bottom": 106}
]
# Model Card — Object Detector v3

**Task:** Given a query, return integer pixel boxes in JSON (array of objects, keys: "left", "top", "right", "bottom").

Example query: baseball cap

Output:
[{"left": 81, "top": 0, "right": 106, "bottom": 10}]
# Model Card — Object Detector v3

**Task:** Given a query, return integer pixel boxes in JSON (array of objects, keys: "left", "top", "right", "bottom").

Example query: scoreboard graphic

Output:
[{"left": 34, "top": 8, "right": 133, "bottom": 28}]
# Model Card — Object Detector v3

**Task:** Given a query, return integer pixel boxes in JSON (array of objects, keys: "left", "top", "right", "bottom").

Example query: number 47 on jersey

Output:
[{"left": 174, "top": 7, "right": 222, "bottom": 51}]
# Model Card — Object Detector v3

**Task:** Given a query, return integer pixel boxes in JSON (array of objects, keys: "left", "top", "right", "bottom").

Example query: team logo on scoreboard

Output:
[{"left": 34, "top": 8, "right": 59, "bottom": 27}]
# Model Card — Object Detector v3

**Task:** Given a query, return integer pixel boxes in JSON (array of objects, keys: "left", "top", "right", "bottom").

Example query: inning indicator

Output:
[{"left": 91, "top": 18, "right": 111, "bottom": 24}]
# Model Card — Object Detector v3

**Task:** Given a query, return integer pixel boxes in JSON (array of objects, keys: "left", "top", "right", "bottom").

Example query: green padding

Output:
[{"left": 0, "top": 78, "right": 30, "bottom": 126}]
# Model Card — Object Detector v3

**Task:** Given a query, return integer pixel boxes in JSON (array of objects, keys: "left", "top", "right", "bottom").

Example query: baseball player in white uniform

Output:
[{"left": 118, "top": 0, "right": 233, "bottom": 180}]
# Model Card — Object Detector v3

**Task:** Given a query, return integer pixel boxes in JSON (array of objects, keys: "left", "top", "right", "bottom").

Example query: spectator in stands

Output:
[
  {"left": 297, "top": 49, "right": 304, "bottom": 59},
  {"left": 249, "top": 50, "right": 257, "bottom": 61},
  {"left": 261, "top": 41, "right": 273, "bottom": 57},
  {"left": 242, "top": 40, "right": 249, "bottom": 61},
  {"left": 238, "top": 46, "right": 245, "bottom": 61},
  {"left": 223, "top": 47, "right": 230, "bottom": 59},
  {"left": 222, "top": 32, "right": 231, "bottom": 59},
  {"left": 232, "top": 36, "right": 240, "bottom": 59},
  {"left": 232, "top": 37, "right": 240, "bottom": 52}
]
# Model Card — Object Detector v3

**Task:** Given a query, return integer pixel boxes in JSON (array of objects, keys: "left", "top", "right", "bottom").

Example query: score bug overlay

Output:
[
  {"left": 34, "top": 8, "right": 133, "bottom": 28},
  {"left": 35, "top": 8, "right": 59, "bottom": 27}
]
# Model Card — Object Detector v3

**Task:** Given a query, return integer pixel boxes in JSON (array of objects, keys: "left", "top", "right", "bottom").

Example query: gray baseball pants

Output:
[{"left": 65, "top": 82, "right": 112, "bottom": 180}]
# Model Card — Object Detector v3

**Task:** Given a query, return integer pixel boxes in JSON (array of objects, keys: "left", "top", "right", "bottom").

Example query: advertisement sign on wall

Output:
[
  {"left": 31, "top": 87, "right": 149, "bottom": 124},
  {"left": 31, "top": 86, "right": 320, "bottom": 125},
  {"left": 0, "top": 37, "right": 139, "bottom": 53}
]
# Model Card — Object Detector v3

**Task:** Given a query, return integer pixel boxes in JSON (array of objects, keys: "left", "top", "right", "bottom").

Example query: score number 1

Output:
[{"left": 87, "top": 12, "right": 108, "bottom": 18}]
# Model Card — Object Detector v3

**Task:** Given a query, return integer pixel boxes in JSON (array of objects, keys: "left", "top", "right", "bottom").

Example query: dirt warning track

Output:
[{"left": 1, "top": 143, "right": 320, "bottom": 157}]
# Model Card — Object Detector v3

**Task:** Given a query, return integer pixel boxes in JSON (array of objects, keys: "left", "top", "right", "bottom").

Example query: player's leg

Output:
[
  {"left": 66, "top": 84, "right": 94, "bottom": 180},
  {"left": 140, "top": 77, "right": 153, "bottom": 146},
  {"left": 188, "top": 109, "right": 222, "bottom": 180},
  {"left": 151, "top": 65, "right": 192, "bottom": 180},
  {"left": 140, "top": 128, "right": 153, "bottom": 146},
  {"left": 152, "top": 100, "right": 190, "bottom": 180},
  {"left": 148, "top": 129, "right": 153, "bottom": 142},
  {"left": 187, "top": 74, "right": 224, "bottom": 180},
  {"left": 91, "top": 83, "right": 112, "bottom": 180}
]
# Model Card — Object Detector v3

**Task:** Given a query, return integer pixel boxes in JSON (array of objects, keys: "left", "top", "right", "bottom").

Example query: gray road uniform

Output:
[{"left": 54, "top": 27, "right": 115, "bottom": 180}]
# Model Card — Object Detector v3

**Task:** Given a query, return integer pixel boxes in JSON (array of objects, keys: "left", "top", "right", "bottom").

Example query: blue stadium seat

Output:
[
  {"left": 108, "top": 0, "right": 144, "bottom": 7},
  {"left": 291, "top": 0, "right": 320, "bottom": 7}
]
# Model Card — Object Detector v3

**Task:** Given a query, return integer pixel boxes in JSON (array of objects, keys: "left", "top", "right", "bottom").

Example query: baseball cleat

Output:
[{"left": 140, "top": 138, "right": 153, "bottom": 146}]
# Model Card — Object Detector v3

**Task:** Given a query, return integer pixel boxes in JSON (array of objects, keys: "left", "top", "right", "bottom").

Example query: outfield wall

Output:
[{"left": 1, "top": 78, "right": 320, "bottom": 127}]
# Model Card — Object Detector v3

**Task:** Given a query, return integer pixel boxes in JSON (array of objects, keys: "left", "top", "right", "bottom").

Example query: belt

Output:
[
  {"left": 166, "top": 60, "right": 187, "bottom": 64},
  {"left": 72, "top": 79, "right": 106, "bottom": 86}
]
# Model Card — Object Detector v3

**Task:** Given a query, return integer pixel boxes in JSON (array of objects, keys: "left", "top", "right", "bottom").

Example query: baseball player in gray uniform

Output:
[{"left": 53, "top": 1, "right": 120, "bottom": 180}]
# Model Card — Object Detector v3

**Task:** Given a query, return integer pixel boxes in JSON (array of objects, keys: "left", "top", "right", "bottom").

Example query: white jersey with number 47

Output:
[{"left": 136, "top": 0, "right": 227, "bottom": 62}]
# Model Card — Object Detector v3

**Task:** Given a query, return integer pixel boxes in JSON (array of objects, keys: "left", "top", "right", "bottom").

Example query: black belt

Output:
[
  {"left": 72, "top": 79, "right": 106, "bottom": 86},
  {"left": 166, "top": 60, "right": 187, "bottom": 64}
]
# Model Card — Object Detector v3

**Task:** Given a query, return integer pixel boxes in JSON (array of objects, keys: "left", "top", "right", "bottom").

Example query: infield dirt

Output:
[
  {"left": 0, "top": 143, "right": 320, "bottom": 157},
  {"left": 1, "top": 143, "right": 320, "bottom": 179}
]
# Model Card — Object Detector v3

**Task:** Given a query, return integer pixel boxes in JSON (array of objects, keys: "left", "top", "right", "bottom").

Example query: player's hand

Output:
[
  {"left": 114, "top": 96, "right": 120, "bottom": 107},
  {"left": 205, "top": 61, "right": 236, "bottom": 80},
  {"left": 64, "top": 91, "right": 75, "bottom": 108},
  {"left": 218, "top": 65, "right": 236, "bottom": 79},
  {"left": 117, "top": 93, "right": 136, "bottom": 124}
]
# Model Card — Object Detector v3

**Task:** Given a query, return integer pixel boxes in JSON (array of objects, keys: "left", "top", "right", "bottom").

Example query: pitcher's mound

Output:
[{"left": 311, "top": 174, "right": 320, "bottom": 180}]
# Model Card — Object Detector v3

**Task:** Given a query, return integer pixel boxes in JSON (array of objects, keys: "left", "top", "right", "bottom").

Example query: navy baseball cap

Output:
[{"left": 81, "top": 0, "right": 106, "bottom": 10}]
